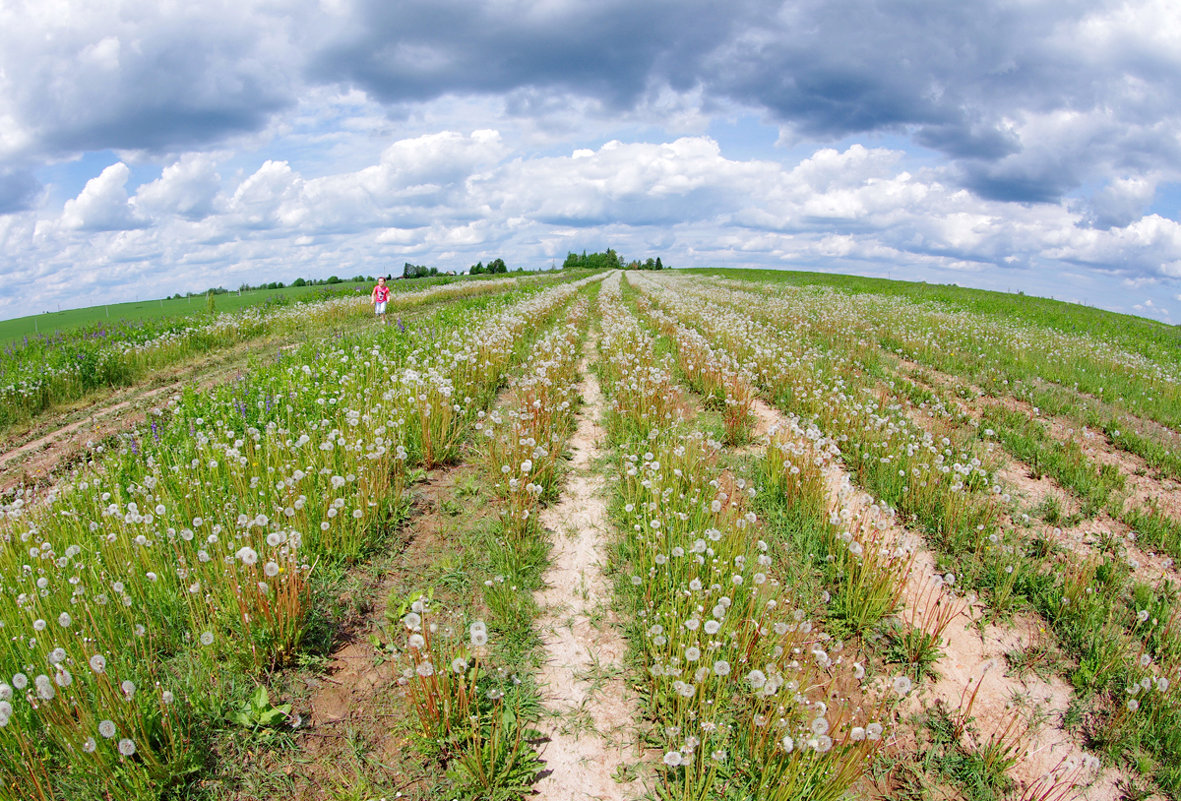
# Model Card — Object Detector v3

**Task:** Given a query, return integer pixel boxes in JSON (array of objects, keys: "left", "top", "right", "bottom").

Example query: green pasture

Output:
[{"left": 0, "top": 278, "right": 439, "bottom": 347}]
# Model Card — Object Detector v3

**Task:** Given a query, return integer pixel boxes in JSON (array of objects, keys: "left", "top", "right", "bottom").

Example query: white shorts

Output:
[{"left": 374, "top": 301, "right": 387, "bottom": 314}]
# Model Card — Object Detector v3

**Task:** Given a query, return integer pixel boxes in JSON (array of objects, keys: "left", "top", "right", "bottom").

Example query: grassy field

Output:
[
  {"left": 0, "top": 279, "right": 416, "bottom": 346},
  {"left": 1, "top": 267, "right": 1179, "bottom": 801}
]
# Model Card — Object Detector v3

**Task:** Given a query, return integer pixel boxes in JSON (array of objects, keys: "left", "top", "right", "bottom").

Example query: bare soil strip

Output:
[
  {"left": 750, "top": 399, "right": 1129, "bottom": 799},
  {"left": 533, "top": 343, "right": 648, "bottom": 801}
]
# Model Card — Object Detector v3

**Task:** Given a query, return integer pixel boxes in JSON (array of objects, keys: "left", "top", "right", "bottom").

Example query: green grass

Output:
[{"left": 0, "top": 280, "right": 382, "bottom": 345}]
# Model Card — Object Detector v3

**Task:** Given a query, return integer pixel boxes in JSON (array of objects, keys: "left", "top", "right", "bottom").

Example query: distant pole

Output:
[{"left": 105, "top": 306, "right": 109, "bottom": 318}]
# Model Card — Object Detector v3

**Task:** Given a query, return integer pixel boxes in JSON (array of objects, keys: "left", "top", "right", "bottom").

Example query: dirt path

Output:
[
  {"left": 751, "top": 398, "right": 1127, "bottom": 799},
  {"left": 532, "top": 337, "right": 648, "bottom": 800}
]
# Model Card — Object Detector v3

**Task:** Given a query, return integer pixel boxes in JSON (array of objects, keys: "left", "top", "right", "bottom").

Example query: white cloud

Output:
[
  {"left": 134, "top": 154, "right": 223, "bottom": 220},
  {"left": 61, "top": 162, "right": 145, "bottom": 231}
]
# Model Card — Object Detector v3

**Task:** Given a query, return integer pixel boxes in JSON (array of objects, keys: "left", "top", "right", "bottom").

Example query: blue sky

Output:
[{"left": 1, "top": 0, "right": 1180, "bottom": 322}]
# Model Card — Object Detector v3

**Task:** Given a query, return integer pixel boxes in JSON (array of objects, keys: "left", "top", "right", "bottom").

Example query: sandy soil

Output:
[{"left": 532, "top": 332, "right": 649, "bottom": 801}]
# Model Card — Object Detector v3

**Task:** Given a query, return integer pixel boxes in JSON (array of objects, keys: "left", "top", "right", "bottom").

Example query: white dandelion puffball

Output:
[
  {"left": 200, "top": 631, "right": 214, "bottom": 646},
  {"left": 663, "top": 751, "right": 683, "bottom": 767},
  {"left": 118, "top": 738, "right": 136, "bottom": 756},
  {"left": 98, "top": 720, "right": 117, "bottom": 739}
]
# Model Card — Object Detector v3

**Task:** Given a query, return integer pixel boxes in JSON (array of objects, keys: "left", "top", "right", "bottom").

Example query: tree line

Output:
[{"left": 562, "top": 249, "right": 665, "bottom": 270}]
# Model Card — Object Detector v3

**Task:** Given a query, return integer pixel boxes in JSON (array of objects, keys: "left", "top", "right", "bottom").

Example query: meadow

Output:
[{"left": 0, "top": 268, "right": 1178, "bottom": 801}]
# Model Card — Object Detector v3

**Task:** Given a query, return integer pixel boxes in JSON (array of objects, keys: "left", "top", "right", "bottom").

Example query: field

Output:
[{"left": 0, "top": 268, "right": 1179, "bottom": 801}]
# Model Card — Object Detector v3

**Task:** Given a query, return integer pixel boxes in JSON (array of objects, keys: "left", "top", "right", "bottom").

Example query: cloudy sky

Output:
[{"left": 1, "top": 0, "right": 1180, "bottom": 323}]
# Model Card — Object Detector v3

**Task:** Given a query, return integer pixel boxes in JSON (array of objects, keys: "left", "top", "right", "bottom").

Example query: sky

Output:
[{"left": 1, "top": 1, "right": 1180, "bottom": 323}]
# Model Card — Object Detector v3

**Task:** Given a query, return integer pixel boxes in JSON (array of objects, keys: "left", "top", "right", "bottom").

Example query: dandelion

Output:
[
  {"left": 200, "top": 631, "right": 214, "bottom": 646},
  {"left": 118, "top": 738, "right": 136, "bottom": 756},
  {"left": 663, "top": 751, "right": 683, "bottom": 767},
  {"left": 57, "top": 612, "right": 73, "bottom": 628},
  {"left": 1127, "top": 699, "right": 1140, "bottom": 712},
  {"left": 236, "top": 546, "right": 259, "bottom": 565},
  {"left": 781, "top": 735, "right": 794, "bottom": 753},
  {"left": 98, "top": 720, "right": 117, "bottom": 739},
  {"left": 83, "top": 737, "right": 97, "bottom": 753},
  {"left": 416, "top": 661, "right": 435, "bottom": 677},
  {"left": 746, "top": 669, "right": 767, "bottom": 690},
  {"left": 486, "top": 687, "right": 504, "bottom": 700},
  {"left": 13, "top": 673, "right": 28, "bottom": 690},
  {"left": 34, "top": 675, "right": 54, "bottom": 700},
  {"left": 121, "top": 680, "right": 136, "bottom": 698},
  {"left": 408, "top": 634, "right": 425, "bottom": 650},
  {"left": 893, "top": 675, "right": 913, "bottom": 696},
  {"left": 264, "top": 561, "right": 280, "bottom": 577},
  {"left": 163, "top": 691, "right": 175, "bottom": 704},
  {"left": 451, "top": 658, "right": 468, "bottom": 674},
  {"left": 866, "top": 722, "right": 883, "bottom": 740},
  {"left": 713, "top": 660, "right": 731, "bottom": 676},
  {"left": 685, "top": 646, "right": 701, "bottom": 662},
  {"left": 470, "top": 621, "right": 489, "bottom": 647},
  {"left": 850, "top": 726, "right": 866, "bottom": 741}
]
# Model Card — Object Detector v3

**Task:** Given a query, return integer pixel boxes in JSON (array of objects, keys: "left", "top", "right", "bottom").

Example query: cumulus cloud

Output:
[
  {"left": 61, "top": 163, "right": 147, "bottom": 231},
  {"left": 1081, "top": 175, "right": 1157, "bottom": 229},
  {"left": 134, "top": 154, "right": 223, "bottom": 220}
]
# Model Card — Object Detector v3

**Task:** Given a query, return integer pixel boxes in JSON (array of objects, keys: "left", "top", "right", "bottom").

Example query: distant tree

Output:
[
  {"left": 655, "top": 257, "right": 663, "bottom": 270},
  {"left": 326, "top": 275, "right": 342, "bottom": 284},
  {"left": 292, "top": 277, "right": 307, "bottom": 287},
  {"left": 488, "top": 257, "right": 507, "bottom": 274}
]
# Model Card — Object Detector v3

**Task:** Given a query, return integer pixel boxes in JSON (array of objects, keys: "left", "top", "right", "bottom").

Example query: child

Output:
[{"left": 371, "top": 276, "right": 391, "bottom": 323}]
